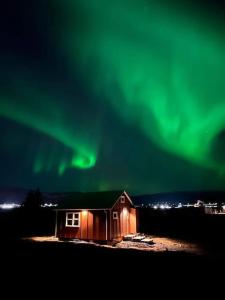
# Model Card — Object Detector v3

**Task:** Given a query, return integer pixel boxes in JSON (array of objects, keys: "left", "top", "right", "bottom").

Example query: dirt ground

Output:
[
  {"left": 117, "top": 236, "right": 204, "bottom": 254},
  {"left": 27, "top": 235, "right": 204, "bottom": 254}
]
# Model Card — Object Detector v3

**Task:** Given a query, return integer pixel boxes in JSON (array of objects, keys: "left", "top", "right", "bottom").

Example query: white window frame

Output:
[
  {"left": 113, "top": 211, "right": 118, "bottom": 219},
  {"left": 121, "top": 196, "right": 125, "bottom": 203},
  {"left": 65, "top": 212, "right": 80, "bottom": 227}
]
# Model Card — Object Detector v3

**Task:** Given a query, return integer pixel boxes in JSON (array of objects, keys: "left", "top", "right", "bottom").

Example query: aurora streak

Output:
[{"left": 60, "top": 0, "right": 225, "bottom": 174}]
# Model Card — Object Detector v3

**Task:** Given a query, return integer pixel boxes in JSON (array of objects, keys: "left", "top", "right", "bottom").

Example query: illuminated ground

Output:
[{"left": 27, "top": 235, "right": 203, "bottom": 255}]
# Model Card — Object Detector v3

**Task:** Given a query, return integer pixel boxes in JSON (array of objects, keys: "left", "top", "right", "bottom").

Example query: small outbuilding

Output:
[{"left": 55, "top": 190, "right": 137, "bottom": 242}]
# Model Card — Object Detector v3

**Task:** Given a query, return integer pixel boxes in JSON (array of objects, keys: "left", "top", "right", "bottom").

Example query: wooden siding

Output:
[
  {"left": 130, "top": 208, "right": 137, "bottom": 234},
  {"left": 93, "top": 210, "right": 106, "bottom": 240},
  {"left": 57, "top": 210, "right": 106, "bottom": 241}
]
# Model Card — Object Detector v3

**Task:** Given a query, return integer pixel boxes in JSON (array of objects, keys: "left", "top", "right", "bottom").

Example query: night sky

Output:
[{"left": 1, "top": 0, "right": 225, "bottom": 194}]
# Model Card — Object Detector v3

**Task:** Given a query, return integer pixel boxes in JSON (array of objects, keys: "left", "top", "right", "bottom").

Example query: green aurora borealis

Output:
[{"left": 1, "top": 0, "right": 225, "bottom": 193}]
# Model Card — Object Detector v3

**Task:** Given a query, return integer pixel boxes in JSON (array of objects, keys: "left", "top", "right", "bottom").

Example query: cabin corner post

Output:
[
  {"left": 54, "top": 210, "right": 58, "bottom": 237},
  {"left": 109, "top": 209, "right": 112, "bottom": 241},
  {"left": 104, "top": 210, "right": 108, "bottom": 241}
]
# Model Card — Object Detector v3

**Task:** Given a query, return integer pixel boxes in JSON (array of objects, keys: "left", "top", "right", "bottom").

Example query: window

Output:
[
  {"left": 66, "top": 212, "right": 80, "bottom": 227},
  {"left": 121, "top": 196, "right": 125, "bottom": 203},
  {"left": 113, "top": 211, "right": 118, "bottom": 219}
]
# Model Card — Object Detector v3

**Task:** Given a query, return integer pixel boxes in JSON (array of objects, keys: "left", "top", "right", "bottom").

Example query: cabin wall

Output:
[
  {"left": 110, "top": 194, "right": 137, "bottom": 240},
  {"left": 57, "top": 210, "right": 107, "bottom": 241}
]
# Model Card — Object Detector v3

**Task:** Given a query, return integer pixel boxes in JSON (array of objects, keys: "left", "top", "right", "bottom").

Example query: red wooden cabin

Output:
[{"left": 55, "top": 190, "right": 137, "bottom": 242}]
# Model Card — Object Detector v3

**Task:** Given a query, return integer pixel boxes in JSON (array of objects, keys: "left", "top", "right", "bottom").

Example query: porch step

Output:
[
  {"left": 141, "top": 238, "right": 154, "bottom": 245},
  {"left": 123, "top": 234, "right": 136, "bottom": 241},
  {"left": 123, "top": 234, "right": 154, "bottom": 245},
  {"left": 132, "top": 235, "right": 146, "bottom": 242}
]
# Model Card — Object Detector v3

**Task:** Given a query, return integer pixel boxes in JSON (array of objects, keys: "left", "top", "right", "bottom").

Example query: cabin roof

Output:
[{"left": 56, "top": 190, "right": 129, "bottom": 210}]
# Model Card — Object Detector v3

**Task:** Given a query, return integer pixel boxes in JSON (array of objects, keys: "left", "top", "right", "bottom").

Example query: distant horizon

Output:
[{"left": 1, "top": 185, "right": 225, "bottom": 196}]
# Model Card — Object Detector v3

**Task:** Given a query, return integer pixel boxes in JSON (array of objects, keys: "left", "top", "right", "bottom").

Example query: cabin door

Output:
[{"left": 121, "top": 207, "right": 129, "bottom": 236}]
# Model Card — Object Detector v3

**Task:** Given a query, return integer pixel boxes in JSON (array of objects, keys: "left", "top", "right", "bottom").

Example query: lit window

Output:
[
  {"left": 66, "top": 212, "right": 80, "bottom": 227},
  {"left": 113, "top": 211, "right": 118, "bottom": 219},
  {"left": 121, "top": 196, "right": 125, "bottom": 203}
]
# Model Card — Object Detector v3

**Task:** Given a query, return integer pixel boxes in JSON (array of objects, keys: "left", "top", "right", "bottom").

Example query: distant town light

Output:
[
  {"left": 41, "top": 203, "right": 58, "bottom": 208},
  {"left": 159, "top": 204, "right": 171, "bottom": 210},
  {"left": 165, "top": 204, "right": 171, "bottom": 209},
  {"left": 0, "top": 203, "right": 20, "bottom": 210}
]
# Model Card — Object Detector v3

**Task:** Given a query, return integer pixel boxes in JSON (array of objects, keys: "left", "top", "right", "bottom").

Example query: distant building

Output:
[
  {"left": 55, "top": 190, "right": 137, "bottom": 242},
  {"left": 195, "top": 200, "right": 204, "bottom": 207},
  {"left": 204, "top": 202, "right": 225, "bottom": 214}
]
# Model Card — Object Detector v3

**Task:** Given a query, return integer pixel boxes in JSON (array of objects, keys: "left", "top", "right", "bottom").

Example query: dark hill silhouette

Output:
[{"left": 132, "top": 190, "right": 225, "bottom": 206}]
